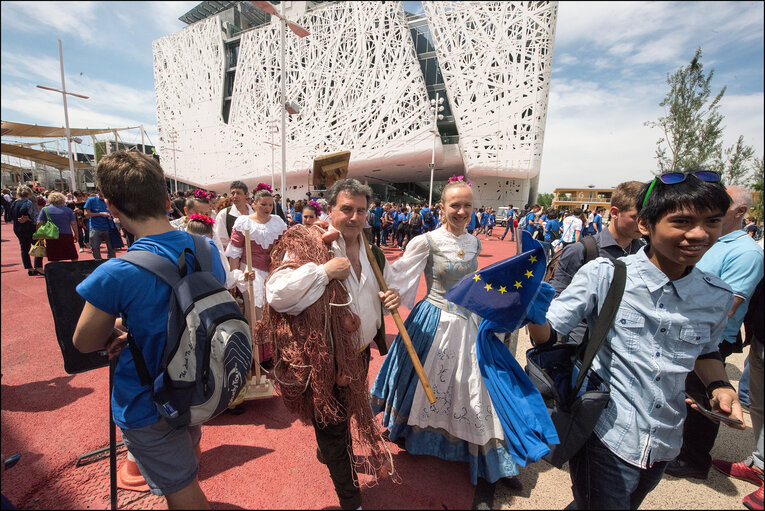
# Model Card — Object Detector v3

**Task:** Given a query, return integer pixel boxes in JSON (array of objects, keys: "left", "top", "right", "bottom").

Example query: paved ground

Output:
[{"left": 0, "top": 221, "right": 757, "bottom": 509}]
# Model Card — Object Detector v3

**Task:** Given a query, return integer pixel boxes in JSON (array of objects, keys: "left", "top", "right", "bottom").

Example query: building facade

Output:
[
  {"left": 153, "top": 1, "right": 558, "bottom": 208},
  {"left": 551, "top": 187, "right": 613, "bottom": 212}
]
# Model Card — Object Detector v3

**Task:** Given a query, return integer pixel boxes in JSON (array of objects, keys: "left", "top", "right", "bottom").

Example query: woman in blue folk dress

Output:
[{"left": 371, "top": 178, "right": 518, "bottom": 485}]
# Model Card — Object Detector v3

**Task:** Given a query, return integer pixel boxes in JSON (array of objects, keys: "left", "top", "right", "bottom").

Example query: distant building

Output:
[
  {"left": 153, "top": 1, "right": 559, "bottom": 208},
  {"left": 551, "top": 187, "right": 613, "bottom": 212}
]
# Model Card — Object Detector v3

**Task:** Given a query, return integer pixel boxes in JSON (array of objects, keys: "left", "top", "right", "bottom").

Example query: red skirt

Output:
[{"left": 46, "top": 234, "right": 79, "bottom": 262}]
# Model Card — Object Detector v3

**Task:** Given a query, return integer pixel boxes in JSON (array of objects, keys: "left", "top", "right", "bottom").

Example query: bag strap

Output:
[
  {"left": 573, "top": 259, "right": 627, "bottom": 395},
  {"left": 581, "top": 235, "right": 598, "bottom": 264},
  {"left": 190, "top": 234, "right": 214, "bottom": 272},
  {"left": 45, "top": 207, "right": 52, "bottom": 222}
]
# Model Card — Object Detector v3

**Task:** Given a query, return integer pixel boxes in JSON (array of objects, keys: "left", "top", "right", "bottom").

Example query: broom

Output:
[{"left": 244, "top": 228, "right": 274, "bottom": 400}]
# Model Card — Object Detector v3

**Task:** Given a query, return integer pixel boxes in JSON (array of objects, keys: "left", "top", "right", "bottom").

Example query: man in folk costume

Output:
[
  {"left": 262, "top": 179, "right": 400, "bottom": 510},
  {"left": 213, "top": 180, "right": 254, "bottom": 249}
]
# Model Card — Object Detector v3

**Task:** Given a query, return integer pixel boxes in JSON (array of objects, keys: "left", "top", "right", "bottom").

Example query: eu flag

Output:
[
  {"left": 445, "top": 230, "right": 547, "bottom": 332},
  {"left": 445, "top": 230, "right": 559, "bottom": 466}
]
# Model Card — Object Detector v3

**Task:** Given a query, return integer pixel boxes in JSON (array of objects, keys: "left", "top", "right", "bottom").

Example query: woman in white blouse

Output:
[
  {"left": 225, "top": 186, "right": 287, "bottom": 362},
  {"left": 371, "top": 179, "right": 520, "bottom": 486}
]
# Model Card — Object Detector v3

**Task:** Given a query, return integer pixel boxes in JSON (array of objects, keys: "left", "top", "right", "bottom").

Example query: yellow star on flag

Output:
[
  {"left": 514, "top": 281, "right": 522, "bottom": 289},
  {"left": 498, "top": 285, "right": 507, "bottom": 294},
  {"left": 473, "top": 274, "right": 481, "bottom": 282},
  {"left": 484, "top": 283, "right": 492, "bottom": 292},
  {"left": 525, "top": 269, "right": 534, "bottom": 278},
  {"left": 529, "top": 255, "right": 538, "bottom": 263}
]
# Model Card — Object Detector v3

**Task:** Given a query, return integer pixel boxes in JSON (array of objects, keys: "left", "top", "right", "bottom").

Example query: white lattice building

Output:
[{"left": 153, "top": 1, "right": 558, "bottom": 208}]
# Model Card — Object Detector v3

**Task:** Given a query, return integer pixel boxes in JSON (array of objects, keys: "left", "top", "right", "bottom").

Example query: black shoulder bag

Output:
[{"left": 525, "top": 259, "right": 626, "bottom": 468}]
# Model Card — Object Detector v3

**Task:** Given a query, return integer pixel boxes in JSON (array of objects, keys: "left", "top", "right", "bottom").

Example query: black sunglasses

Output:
[{"left": 642, "top": 171, "right": 721, "bottom": 208}]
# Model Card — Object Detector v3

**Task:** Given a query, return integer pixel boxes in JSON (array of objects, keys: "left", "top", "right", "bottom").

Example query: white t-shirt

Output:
[{"left": 561, "top": 216, "right": 582, "bottom": 243}]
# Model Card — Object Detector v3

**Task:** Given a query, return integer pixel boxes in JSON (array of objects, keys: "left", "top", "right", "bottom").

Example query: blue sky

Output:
[{"left": 2, "top": 1, "right": 762, "bottom": 191}]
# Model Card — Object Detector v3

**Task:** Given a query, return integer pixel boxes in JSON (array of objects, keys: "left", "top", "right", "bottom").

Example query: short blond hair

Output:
[
  {"left": 48, "top": 191, "right": 67, "bottom": 205},
  {"left": 16, "top": 185, "right": 33, "bottom": 199}
]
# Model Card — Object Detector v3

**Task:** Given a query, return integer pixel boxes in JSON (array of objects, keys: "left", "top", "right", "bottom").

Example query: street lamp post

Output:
[
  {"left": 36, "top": 40, "right": 89, "bottom": 193},
  {"left": 428, "top": 92, "right": 444, "bottom": 208},
  {"left": 165, "top": 131, "right": 181, "bottom": 194},
  {"left": 251, "top": 1, "right": 309, "bottom": 200}
]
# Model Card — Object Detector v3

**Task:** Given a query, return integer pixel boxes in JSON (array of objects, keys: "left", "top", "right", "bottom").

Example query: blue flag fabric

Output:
[{"left": 445, "top": 231, "right": 559, "bottom": 465}]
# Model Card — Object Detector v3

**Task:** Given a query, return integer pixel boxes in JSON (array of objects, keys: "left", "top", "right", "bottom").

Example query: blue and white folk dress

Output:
[{"left": 371, "top": 226, "right": 518, "bottom": 484}]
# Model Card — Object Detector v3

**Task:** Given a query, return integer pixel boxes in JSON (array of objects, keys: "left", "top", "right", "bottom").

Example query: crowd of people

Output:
[{"left": 1, "top": 153, "right": 763, "bottom": 511}]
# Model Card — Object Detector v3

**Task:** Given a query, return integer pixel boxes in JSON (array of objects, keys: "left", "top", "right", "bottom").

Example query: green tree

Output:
[
  {"left": 720, "top": 135, "right": 755, "bottom": 186},
  {"left": 750, "top": 157, "right": 764, "bottom": 222},
  {"left": 536, "top": 192, "right": 554, "bottom": 208},
  {"left": 645, "top": 47, "right": 726, "bottom": 174}
]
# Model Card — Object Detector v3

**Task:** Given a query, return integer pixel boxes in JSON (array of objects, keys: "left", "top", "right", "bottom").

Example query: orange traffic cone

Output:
[{"left": 117, "top": 451, "right": 150, "bottom": 492}]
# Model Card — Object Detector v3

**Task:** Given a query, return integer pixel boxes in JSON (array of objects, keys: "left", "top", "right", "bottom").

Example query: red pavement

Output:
[{"left": 0, "top": 222, "right": 518, "bottom": 509}]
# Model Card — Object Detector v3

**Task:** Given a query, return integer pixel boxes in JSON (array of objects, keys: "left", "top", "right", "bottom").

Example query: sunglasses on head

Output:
[{"left": 641, "top": 170, "right": 721, "bottom": 208}]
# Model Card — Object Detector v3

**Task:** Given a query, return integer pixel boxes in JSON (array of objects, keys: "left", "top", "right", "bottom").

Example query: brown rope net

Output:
[{"left": 254, "top": 224, "right": 394, "bottom": 483}]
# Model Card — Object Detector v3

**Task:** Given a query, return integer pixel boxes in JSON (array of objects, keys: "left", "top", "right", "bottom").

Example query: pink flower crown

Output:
[
  {"left": 447, "top": 175, "right": 471, "bottom": 187},
  {"left": 255, "top": 183, "right": 273, "bottom": 193},
  {"left": 194, "top": 189, "right": 214, "bottom": 200},
  {"left": 188, "top": 213, "right": 214, "bottom": 225},
  {"left": 307, "top": 200, "right": 322, "bottom": 215}
]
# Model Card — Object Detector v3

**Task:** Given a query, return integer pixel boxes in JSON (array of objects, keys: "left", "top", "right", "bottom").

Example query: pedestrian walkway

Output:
[{"left": 0, "top": 222, "right": 755, "bottom": 509}]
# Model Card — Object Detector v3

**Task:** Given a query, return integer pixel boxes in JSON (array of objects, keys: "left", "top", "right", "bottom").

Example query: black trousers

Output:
[
  {"left": 313, "top": 347, "right": 370, "bottom": 510},
  {"left": 14, "top": 225, "right": 42, "bottom": 270},
  {"left": 371, "top": 225, "right": 381, "bottom": 246}
]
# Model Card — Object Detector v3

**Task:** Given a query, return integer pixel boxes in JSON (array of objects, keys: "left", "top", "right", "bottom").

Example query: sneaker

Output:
[
  {"left": 665, "top": 458, "right": 709, "bottom": 479},
  {"left": 743, "top": 483, "right": 763, "bottom": 511},
  {"left": 79, "top": 247, "right": 84, "bottom": 253},
  {"left": 713, "top": 459, "right": 764, "bottom": 486}
]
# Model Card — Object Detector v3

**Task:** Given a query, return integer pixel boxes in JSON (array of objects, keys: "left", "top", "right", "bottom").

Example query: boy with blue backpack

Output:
[{"left": 74, "top": 152, "right": 251, "bottom": 509}]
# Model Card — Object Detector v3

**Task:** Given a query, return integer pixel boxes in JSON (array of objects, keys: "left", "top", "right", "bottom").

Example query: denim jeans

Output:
[
  {"left": 89, "top": 228, "right": 115, "bottom": 259},
  {"left": 569, "top": 433, "right": 667, "bottom": 510}
]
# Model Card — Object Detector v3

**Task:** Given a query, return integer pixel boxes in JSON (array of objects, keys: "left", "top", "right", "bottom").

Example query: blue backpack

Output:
[{"left": 121, "top": 235, "right": 252, "bottom": 428}]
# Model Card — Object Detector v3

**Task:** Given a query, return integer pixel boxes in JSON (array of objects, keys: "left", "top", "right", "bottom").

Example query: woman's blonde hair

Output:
[
  {"left": 48, "top": 191, "right": 67, "bottom": 205},
  {"left": 439, "top": 181, "right": 471, "bottom": 203},
  {"left": 16, "top": 185, "right": 33, "bottom": 199}
]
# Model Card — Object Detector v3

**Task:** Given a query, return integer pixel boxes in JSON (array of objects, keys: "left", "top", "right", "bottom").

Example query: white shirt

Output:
[
  {"left": 561, "top": 215, "right": 582, "bottom": 243},
  {"left": 213, "top": 202, "right": 254, "bottom": 250},
  {"left": 266, "top": 233, "right": 393, "bottom": 349}
]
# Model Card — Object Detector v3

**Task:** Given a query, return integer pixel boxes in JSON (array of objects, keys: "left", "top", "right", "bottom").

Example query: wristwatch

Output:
[{"left": 706, "top": 380, "right": 735, "bottom": 399}]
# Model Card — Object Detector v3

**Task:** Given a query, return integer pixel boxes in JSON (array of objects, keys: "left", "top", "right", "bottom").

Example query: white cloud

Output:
[
  {"left": 3, "top": 1, "right": 99, "bottom": 43},
  {"left": 146, "top": 1, "right": 200, "bottom": 35}
]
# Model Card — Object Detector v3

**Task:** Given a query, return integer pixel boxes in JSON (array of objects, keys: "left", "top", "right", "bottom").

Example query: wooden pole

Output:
[
  {"left": 244, "top": 229, "right": 262, "bottom": 385},
  {"left": 361, "top": 231, "right": 436, "bottom": 404}
]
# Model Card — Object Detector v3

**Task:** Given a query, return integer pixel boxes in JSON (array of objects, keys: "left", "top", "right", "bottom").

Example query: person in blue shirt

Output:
[
  {"left": 467, "top": 208, "right": 478, "bottom": 235},
  {"left": 525, "top": 204, "right": 540, "bottom": 235},
  {"left": 500, "top": 204, "right": 516, "bottom": 242},
  {"left": 74, "top": 151, "right": 228, "bottom": 509},
  {"left": 667, "top": 185, "right": 765, "bottom": 484},
  {"left": 527, "top": 170, "right": 744, "bottom": 510},
  {"left": 84, "top": 188, "right": 116, "bottom": 260},
  {"left": 370, "top": 200, "right": 384, "bottom": 246},
  {"left": 591, "top": 207, "right": 604, "bottom": 235},
  {"left": 487, "top": 208, "right": 496, "bottom": 238},
  {"left": 478, "top": 207, "right": 488, "bottom": 237}
]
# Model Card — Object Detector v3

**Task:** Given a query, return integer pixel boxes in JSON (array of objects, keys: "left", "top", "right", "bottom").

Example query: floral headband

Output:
[
  {"left": 194, "top": 189, "right": 215, "bottom": 200},
  {"left": 255, "top": 183, "right": 273, "bottom": 193},
  {"left": 307, "top": 200, "right": 322, "bottom": 215},
  {"left": 447, "top": 175, "right": 471, "bottom": 187},
  {"left": 188, "top": 213, "right": 214, "bottom": 225}
]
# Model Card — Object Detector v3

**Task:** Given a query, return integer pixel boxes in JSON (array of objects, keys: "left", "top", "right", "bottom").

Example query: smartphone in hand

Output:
[{"left": 684, "top": 392, "right": 744, "bottom": 426}]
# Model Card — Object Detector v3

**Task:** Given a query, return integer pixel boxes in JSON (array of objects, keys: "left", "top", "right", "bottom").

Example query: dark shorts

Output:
[{"left": 120, "top": 418, "right": 202, "bottom": 496}]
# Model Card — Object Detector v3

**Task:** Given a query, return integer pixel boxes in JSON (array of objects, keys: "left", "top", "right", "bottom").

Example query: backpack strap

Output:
[
  {"left": 190, "top": 234, "right": 214, "bottom": 272},
  {"left": 573, "top": 259, "right": 627, "bottom": 397},
  {"left": 581, "top": 235, "right": 599, "bottom": 264},
  {"left": 120, "top": 250, "right": 182, "bottom": 288}
]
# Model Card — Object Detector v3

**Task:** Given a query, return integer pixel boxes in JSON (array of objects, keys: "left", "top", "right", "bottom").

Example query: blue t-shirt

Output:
[
  {"left": 467, "top": 210, "right": 478, "bottom": 231},
  {"left": 593, "top": 213, "right": 603, "bottom": 233},
  {"left": 696, "top": 230, "right": 765, "bottom": 343},
  {"left": 546, "top": 218, "right": 560, "bottom": 241},
  {"left": 76, "top": 231, "right": 226, "bottom": 430},
  {"left": 84, "top": 196, "right": 110, "bottom": 231},
  {"left": 480, "top": 212, "right": 488, "bottom": 226},
  {"left": 489, "top": 213, "right": 496, "bottom": 226},
  {"left": 293, "top": 211, "right": 303, "bottom": 225},
  {"left": 37, "top": 204, "right": 76, "bottom": 235},
  {"left": 369, "top": 206, "right": 382, "bottom": 227},
  {"left": 525, "top": 212, "right": 536, "bottom": 233}
]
